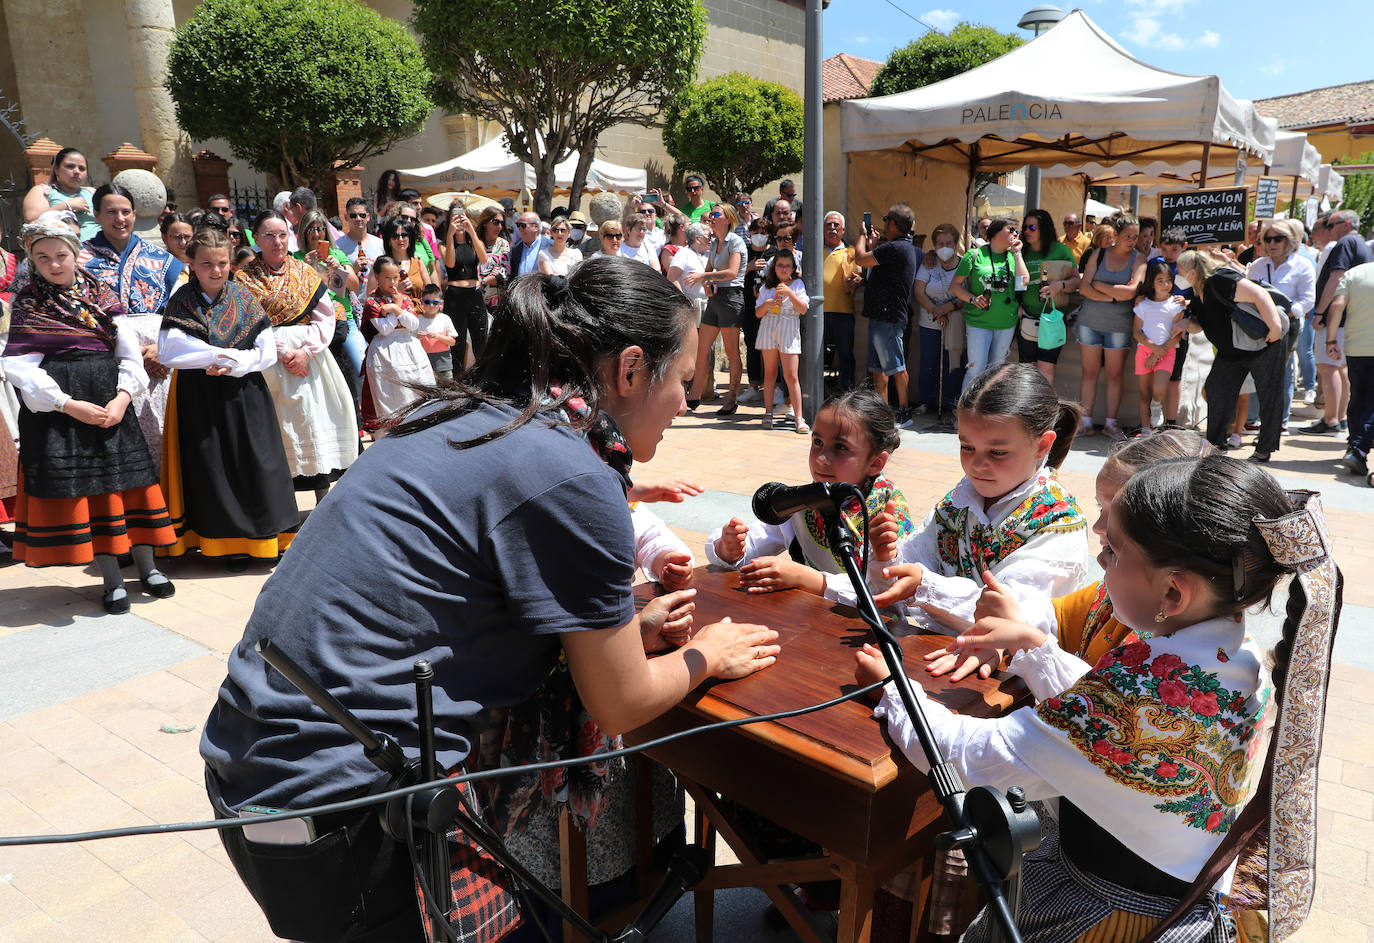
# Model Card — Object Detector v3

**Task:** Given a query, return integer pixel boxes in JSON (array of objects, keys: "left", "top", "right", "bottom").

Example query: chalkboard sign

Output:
[
  {"left": 1255, "top": 177, "right": 1281, "bottom": 219},
  {"left": 1159, "top": 187, "right": 1248, "bottom": 244}
]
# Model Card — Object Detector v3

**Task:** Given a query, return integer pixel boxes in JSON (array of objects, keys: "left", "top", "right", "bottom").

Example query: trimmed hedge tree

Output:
[
  {"left": 870, "top": 23, "right": 1023, "bottom": 97},
  {"left": 166, "top": 0, "right": 433, "bottom": 189},
  {"left": 663, "top": 73, "right": 803, "bottom": 198}
]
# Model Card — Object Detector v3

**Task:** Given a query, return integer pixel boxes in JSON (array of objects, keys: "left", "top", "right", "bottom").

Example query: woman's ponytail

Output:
[{"left": 959, "top": 362, "right": 1082, "bottom": 468}]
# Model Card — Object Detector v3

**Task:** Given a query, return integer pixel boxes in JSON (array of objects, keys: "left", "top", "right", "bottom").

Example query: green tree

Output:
[
  {"left": 1335, "top": 153, "right": 1374, "bottom": 233},
  {"left": 870, "top": 23, "right": 1023, "bottom": 98},
  {"left": 413, "top": 0, "right": 706, "bottom": 216},
  {"left": 662, "top": 73, "right": 803, "bottom": 198},
  {"left": 166, "top": 0, "right": 432, "bottom": 190}
]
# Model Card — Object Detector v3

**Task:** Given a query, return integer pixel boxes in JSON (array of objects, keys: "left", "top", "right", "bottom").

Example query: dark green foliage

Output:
[
  {"left": 412, "top": 0, "right": 706, "bottom": 214},
  {"left": 1335, "top": 153, "right": 1374, "bottom": 233},
  {"left": 870, "top": 23, "right": 1024, "bottom": 98},
  {"left": 166, "top": 0, "right": 432, "bottom": 189},
  {"left": 662, "top": 73, "right": 803, "bottom": 197}
]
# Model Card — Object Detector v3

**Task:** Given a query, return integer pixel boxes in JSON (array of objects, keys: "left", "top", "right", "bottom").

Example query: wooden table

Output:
[{"left": 615, "top": 568, "right": 1029, "bottom": 943}]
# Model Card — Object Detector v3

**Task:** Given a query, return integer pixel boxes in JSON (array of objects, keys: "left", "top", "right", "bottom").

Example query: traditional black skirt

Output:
[
  {"left": 173, "top": 368, "right": 298, "bottom": 541},
  {"left": 18, "top": 350, "right": 158, "bottom": 499}
]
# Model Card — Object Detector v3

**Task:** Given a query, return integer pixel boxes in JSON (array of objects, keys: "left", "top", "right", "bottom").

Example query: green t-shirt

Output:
[
  {"left": 955, "top": 246, "right": 1019, "bottom": 330},
  {"left": 293, "top": 246, "right": 353, "bottom": 317},
  {"left": 686, "top": 201, "right": 716, "bottom": 223},
  {"left": 1020, "top": 240, "right": 1076, "bottom": 312}
]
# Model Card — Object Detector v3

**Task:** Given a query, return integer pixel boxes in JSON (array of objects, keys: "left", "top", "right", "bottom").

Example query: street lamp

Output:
[
  {"left": 1017, "top": 6, "right": 1065, "bottom": 213},
  {"left": 1017, "top": 5, "right": 1065, "bottom": 35}
]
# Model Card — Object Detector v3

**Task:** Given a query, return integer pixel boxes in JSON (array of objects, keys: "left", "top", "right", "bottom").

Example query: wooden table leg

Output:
[
  {"left": 836, "top": 860, "right": 879, "bottom": 943},
  {"left": 559, "top": 809, "right": 589, "bottom": 943},
  {"left": 694, "top": 799, "right": 716, "bottom": 942}
]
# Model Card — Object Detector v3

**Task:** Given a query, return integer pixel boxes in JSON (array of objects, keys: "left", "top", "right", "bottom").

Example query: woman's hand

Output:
[
  {"left": 399, "top": 272, "right": 414, "bottom": 294},
  {"left": 1007, "top": 233, "right": 1023, "bottom": 255},
  {"left": 970, "top": 293, "right": 991, "bottom": 310},
  {"left": 854, "top": 642, "right": 892, "bottom": 697},
  {"left": 749, "top": 256, "right": 767, "bottom": 273},
  {"left": 63, "top": 399, "right": 108, "bottom": 426},
  {"left": 868, "top": 501, "right": 901, "bottom": 563},
  {"left": 682, "top": 270, "right": 708, "bottom": 287},
  {"left": 281, "top": 348, "right": 310, "bottom": 377},
  {"left": 692, "top": 617, "right": 780, "bottom": 679},
  {"left": 304, "top": 249, "right": 322, "bottom": 265},
  {"left": 64, "top": 195, "right": 90, "bottom": 214},
  {"left": 100, "top": 390, "right": 131, "bottom": 428},
  {"left": 871, "top": 563, "right": 925, "bottom": 607},
  {"left": 629, "top": 477, "right": 703, "bottom": 503},
  {"left": 738, "top": 555, "right": 809, "bottom": 594},
  {"left": 639, "top": 588, "right": 697, "bottom": 651},
  {"left": 140, "top": 343, "right": 169, "bottom": 381},
  {"left": 206, "top": 363, "right": 232, "bottom": 377},
  {"left": 655, "top": 551, "right": 696, "bottom": 591}
]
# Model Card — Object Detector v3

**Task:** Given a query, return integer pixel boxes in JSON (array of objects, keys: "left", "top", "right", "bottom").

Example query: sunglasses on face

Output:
[
  {"left": 420, "top": 298, "right": 443, "bottom": 306},
  {"left": 603, "top": 232, "right": 623, "bottom": 239},
  {"left": 551, "top": 228, "right": 570, "bottom": 234},
  {"left": 637, "top": 208, "right": 655, "bottom": 215},
  {"left": 348, "top": 212, "right": 369, "bottom": 220},
  {"left": 707, "top": 211, "right": 724, "bottom": 219},
  {"left": 1025, "top": 224, "right": 1038, "bottom": 232},
  {"left": 776, "top": 236, "right": 795, "bottom": 243},
  {"left": 1264, "top": 235, "right": 1286, "bottom": 243},
  {"left": 686, "top": 185, "right": 703, "bottom": 192},
  {"left": 517, "top": 222, "right": 538, "bottom": 229},
  {"left": 737, "top": 199, "right": 751, "bottom": 206}
]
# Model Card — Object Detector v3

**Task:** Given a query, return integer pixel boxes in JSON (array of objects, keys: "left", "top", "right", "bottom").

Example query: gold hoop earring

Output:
[{"left": 1154, "top": 610, "right": 1167, "bottom": 624}]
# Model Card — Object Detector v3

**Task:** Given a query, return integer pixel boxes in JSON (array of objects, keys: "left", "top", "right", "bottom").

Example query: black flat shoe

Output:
[
  {"left": 716, "top": 400, "right": 738, "bottom": 416},
  {"left": 141, "top": 577, "right": 176, "bottom": 599},
  {"left": 686, "top": 399, "right": 700, "bottom": 411},
  {"left": 102, "top": 588, "right": 131, "bottom": 615},
  {"left": 1248, "top": 452, "right": 1271, "bottom": 464},
  {"left": 225, "top": 556, "right": 251, "bottom": 573}
]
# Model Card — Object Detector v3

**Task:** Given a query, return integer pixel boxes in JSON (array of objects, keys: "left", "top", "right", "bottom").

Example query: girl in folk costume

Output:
[
  {"left": 360, "top": 255, "right": 436, "bottom": 431},
  {"left": 1, "top": 303, "right": 19, "bottom": 528},
  {"left": 2, "top": 218, "right": 176, "bottom": 613},
  {"left": 857, "top": 456, "right": 1343, "bottom": 943},
  {"left": 869, "top": 362, "right": 1092, "bottom": 634},
  {"left": 707, "top": 388, "right": 916, "bottom": 600},
  {"left": 235, "top": 211, "right": 358, "bottom": 502},
  {"left": 81, "top": 183, "right": 184, "bottom": 472},
  {"left": 923, "top": 429, "right": 1215, "bottom": 688},
  {"left": 156, "top": 228, "right": 299, "bottom": 569}
]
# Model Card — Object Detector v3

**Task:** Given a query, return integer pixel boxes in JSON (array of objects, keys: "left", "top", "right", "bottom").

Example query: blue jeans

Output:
[
  {"left": 1297, "top": 314, "right": 1317, "bottom": 389},
  {"left": 963, "top": 326, "right": 1015, "bottom": 393},
  {"left": 868, "top": 319, "right": 908, "bottom": 376},
  {"left": 329, "top": 316, "right": 365, "bottom": 409}
]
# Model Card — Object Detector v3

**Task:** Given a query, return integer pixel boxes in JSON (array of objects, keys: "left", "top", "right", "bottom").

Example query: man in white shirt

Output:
[{"left": 509, "top": 212, "right": 551, "bottom": 278}]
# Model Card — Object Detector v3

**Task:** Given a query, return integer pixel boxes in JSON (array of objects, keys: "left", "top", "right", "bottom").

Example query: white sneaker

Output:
[
  {"left": 1303, "top": 389, "right": 1317, "bottom": 406},
  {"left": 1077, "top": 417, "right": 1095, "bottom": 437},
  {"left": 738, "top": 388, "right": 761, "bottom": 404},
  {"left": 1226, "top": 433, "right": 1243, "bottom": 449}
]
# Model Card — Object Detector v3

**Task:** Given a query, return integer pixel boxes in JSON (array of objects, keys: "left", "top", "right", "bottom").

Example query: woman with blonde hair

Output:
[
  {"left": 686, "top": 202, "right": 746, "bottom": 414},
  {"left": 1176, "top": 248, "right": 1288, "bottom": 462}
]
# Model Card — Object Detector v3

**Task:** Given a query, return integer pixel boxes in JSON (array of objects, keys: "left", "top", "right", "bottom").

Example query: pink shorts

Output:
[{"left": 1135, "top": 344, "right": 1176, "bottom": 376}]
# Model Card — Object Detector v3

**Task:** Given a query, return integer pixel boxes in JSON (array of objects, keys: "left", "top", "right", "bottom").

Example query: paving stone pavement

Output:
[{"left": 1, "top": 402, "right": 1371, "bottom": 943}]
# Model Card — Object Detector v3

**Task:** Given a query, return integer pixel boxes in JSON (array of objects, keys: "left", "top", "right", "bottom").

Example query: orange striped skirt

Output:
[{"left": 12, "top": 469, "right": 176, "bottom": 567}]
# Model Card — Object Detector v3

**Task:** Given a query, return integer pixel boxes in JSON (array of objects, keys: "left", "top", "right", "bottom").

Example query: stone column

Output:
[
  {"left": 104, "top": 142, "right": 158, "bottom": 178},
  {"left": 123, "top": 0, "right": 195, "bottom": 206},
  {"left": 192, "top": 149, "right": 232, "bottom": 208},
  {"left": 24, "top": 137, "right": 62, "bottom": 187}
]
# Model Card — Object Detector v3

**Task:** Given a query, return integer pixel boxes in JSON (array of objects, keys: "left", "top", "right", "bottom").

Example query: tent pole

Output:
[
  {"left": 1198, "top": 143, "right": 1211, "bottom": 189},
  {"left": 799, "top": 0, "right": 824, "bottom": 423}
]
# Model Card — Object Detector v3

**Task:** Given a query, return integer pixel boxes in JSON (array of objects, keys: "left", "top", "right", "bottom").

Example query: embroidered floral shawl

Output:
[
  {"left": 5, "top": 270, "right": 123, "bottom": 357},
  {"left": 82, "top": 232, "right": 182, "bottom": 315},
  {"left": 933, "top": 469, "right": 1085, "bottom": 578},
  {"left": 799, "top": 474, "right": 914, "bottom": 571},
  {"left": 235, "top": 256, "right": 327, "bottom": 328},
  {"left": 1003, "top": 617, "right": 1270, "bottom": 881},
  {"left": 161, "top": 281, "right": 270, "bottom": 351}
]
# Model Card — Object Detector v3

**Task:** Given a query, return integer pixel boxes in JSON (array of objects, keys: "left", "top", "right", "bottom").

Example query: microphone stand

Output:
[
  {"left": 818, "top": 489, "right": 1038, "bottom": 943},
  {"left": 254, "top": 639, "right": 708, "bottom": 943}
]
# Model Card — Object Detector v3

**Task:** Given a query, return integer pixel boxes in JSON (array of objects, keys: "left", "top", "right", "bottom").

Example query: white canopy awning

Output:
[
  {"left": 398, "top": 135, "right": 647, "bottom": 195},
  {"left": 1319, "top": 164, "right": 1345, "bottom": 205},
  {"left": 840, "top": 9, "right": 1276, "bottom": 173}
]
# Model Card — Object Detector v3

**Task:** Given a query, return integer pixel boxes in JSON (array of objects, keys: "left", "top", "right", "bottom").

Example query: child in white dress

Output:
[
  {"left": 361, "top": 256, "right": 435, "bottom": 430},
  {"left": 1132, "top": 259, "right": 1187, "bottom": 434},
  {"left": 753, "top": 248, "right": 809, "bottom": 433}
]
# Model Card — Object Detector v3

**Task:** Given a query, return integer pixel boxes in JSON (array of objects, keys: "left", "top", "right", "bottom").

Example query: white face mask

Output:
[
  {"left": 750, "top": 234, "right": 769, "bottom": 249},
  {"left": 1175, "top": 273, "right": 1192, "bottom": 292},
  {"left": 935, "top": 246, "right": 956, "bottom": 262}
]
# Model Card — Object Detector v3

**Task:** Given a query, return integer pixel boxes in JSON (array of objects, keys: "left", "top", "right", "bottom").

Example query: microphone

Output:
[
  {"left": 612, "top": 845, "right": 710, "bottom": 942},
  {"left": 751, "top": 481, "right": 859, "bottom": 526}
]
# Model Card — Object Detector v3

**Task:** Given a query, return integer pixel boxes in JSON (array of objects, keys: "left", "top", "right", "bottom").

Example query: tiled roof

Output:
[
  {"left": 1255, "top": 79, "right": 1374, "bottom": 130},
  {"left": 823, "top": 53, "right": 883, "bottom": 103}
]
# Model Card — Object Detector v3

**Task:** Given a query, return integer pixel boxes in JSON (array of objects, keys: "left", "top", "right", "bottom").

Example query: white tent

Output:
[
  {"left": 1319, "top": 164, "right": 1345, "bottom": 205},
  {"left": 398, "top": 135, "right": 647, "bottom": 196},
  {"left": 841, "top": 10, "right": 1274, "bottom": 172},
  {"left": 1046, "top": 129, "right": 1321, "bottom": 192},
  {"left": 839, "top": 10, "right": 1276, "bottom": 235}
]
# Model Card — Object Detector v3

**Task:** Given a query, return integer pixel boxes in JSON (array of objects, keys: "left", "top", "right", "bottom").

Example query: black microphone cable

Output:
[{"left": 0, "top": 679, "right": 888, "bottom": 848}]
